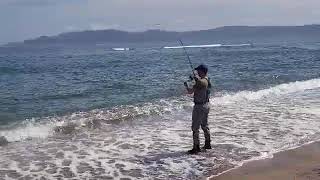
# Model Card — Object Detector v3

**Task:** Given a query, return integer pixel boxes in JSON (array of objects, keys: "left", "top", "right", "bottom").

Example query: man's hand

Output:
[
  {"left": 193, "top": 75, "right": 200, "bottom": 81},
  {"left": 184, "top": 82, "right": 194, "bottom": 94},
  {"left": 193, "top": 70, "right": 200, "bottom": 81}
]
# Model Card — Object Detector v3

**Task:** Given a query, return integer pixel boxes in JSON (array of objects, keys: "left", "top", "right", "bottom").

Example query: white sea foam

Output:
[
  {"left": 164, "top": 44, "right": 222, "bottom": 49},
  {"left": 213, "top": 78, "right": 320, "bottom": 105},
  {"left": 0, "top": 119, "right": 56, "bottom": 142},
  {"left": 221, "top": 44, "right": 252, "bottom": 47},
  {"left": 163, "top": 43, "right": 252, "bottom": 49},
  {"left": 112, "top": 47, "right": 132, "bottom": 51},
  {"left": 1, "top": 78, "right": 319, "bottom": 143},
  {"left": 0, "top": 79, "right": 320, "bottom": 179}
]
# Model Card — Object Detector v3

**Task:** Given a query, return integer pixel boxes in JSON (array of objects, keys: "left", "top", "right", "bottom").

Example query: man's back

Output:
[{"left": 193, "top": 77, "right": 209, "bottom": 104}]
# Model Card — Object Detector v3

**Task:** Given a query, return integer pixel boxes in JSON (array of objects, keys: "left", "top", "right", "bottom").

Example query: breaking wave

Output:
[
  {"left": 213, "top": 78, "right": 320, "bottom": 105},
  {"left": 1, "top": 78, "right": 319, "bottom": 142}
]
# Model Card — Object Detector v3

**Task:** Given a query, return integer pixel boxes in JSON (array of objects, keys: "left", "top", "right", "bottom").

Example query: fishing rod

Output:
[
  {"left": 178, "top": 39, "right": 198, "bottom": 89},
  {"left": 152, "top": 23, "right": 194, "bottom": 75},
  {"left": 178, "top": 39, "right": 197, "bottom": 87},
  {"left": 178, "top": 39, "right": 195, "bottom": 76}
]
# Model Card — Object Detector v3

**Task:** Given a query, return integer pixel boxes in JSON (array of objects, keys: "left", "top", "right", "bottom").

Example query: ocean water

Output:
[{"left": 0, "top": 41, "right": 320, "bottom": 179}]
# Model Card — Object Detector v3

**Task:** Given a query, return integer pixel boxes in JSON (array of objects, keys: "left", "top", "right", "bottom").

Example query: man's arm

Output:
[
  {"left": 194, "top": 77, "right": 208, "bottom": 89},
  {"left": 184, "top": 82, "right": 194, "bottom": 94}
]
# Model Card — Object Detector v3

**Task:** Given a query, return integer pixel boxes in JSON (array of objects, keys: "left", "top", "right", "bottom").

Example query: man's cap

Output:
[{"left": 195, "top": 64, "right": 208, "bottom": 73}]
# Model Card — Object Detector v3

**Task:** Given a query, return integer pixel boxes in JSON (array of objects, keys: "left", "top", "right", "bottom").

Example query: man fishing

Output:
[{"left": 184, "top": 64, "right": 212, "bottom": 154}]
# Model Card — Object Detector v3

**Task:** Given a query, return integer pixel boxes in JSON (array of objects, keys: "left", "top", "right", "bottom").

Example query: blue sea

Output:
[{"left": 0, "top": 41, "right": 320, "bottom": 179}]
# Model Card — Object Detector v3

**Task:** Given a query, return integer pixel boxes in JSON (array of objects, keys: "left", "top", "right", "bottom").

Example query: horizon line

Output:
[{"left": 3, "top": 24, "right": 320, "bottom": 46}]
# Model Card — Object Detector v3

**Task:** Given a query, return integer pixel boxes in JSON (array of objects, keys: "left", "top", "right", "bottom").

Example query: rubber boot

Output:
[
  {"left": 203, "top": 140, "right": 212, "bottom": 149},
  {"left": 188, "top": 145, "right": 201, "bottom": 154}
]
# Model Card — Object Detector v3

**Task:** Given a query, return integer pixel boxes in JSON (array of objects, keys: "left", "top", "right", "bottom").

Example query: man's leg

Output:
[
  {"left": 189, "top": 106, "right": 201, "bottom": 154},
  {"left": 201, "top": 106, "right": 211, "bottom": 149}
]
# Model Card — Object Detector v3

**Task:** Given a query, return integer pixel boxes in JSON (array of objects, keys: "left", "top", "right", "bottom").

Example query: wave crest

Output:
[
  {"left": 213, "top": 78, "right": 320, "bottom": 105},
  {"left": 1, "top": 78, "right": 319, "bottom": 142}
]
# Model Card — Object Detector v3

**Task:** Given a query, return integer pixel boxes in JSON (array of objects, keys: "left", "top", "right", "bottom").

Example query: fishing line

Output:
[
  {"left": 178, "top": 39, "right": 196, "bottom": 77},
  {"left": 151, "top": 23, "right": 194, "bottom": 75}
]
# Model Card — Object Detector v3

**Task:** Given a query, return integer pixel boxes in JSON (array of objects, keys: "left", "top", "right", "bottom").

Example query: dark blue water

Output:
[
  {"left": 1, "top": 41, "right": 320, "bottom": 179},
  {"left": 0, "top": 42, "right": 319, "bottom": 124}
]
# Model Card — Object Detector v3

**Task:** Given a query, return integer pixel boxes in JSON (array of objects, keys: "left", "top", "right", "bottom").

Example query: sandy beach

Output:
[{"left": 211, "top": 141, "right": 320, "bottom": 180}]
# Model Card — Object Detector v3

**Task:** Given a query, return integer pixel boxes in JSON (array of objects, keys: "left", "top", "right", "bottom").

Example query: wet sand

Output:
[{"left": 211, "top": 141, "right": 320, "bottom": 180}]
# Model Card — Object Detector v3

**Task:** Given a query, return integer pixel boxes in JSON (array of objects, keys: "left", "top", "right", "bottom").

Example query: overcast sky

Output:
[{"left": 1, "top": 0, "right": 319, "bottom": 44}]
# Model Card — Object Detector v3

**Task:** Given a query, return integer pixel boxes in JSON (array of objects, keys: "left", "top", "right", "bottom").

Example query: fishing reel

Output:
[{"left": 184, "top": 74, "right": 196, "bottom": 88}]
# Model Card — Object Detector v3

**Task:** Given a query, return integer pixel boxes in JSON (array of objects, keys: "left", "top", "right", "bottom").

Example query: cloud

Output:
[
  {"left": 65, "top": 25, "right": 80, "bottom": 32},
  {"left": 2, "top": 0, "right": 56, "bottom": 6},
  {"left": 0, "top": 0, "right": 319, "bottom": 44},
  {"left": 89, "top": 23, "right": 120, "bottom": 31},
  {"left": 2, "top": 0, "right": 84, "bottom": 7}
]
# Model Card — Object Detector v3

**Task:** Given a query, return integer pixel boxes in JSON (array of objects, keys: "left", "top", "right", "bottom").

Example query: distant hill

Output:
[{"left": 22, "top": 25, "right": 320, "bottom": 45}]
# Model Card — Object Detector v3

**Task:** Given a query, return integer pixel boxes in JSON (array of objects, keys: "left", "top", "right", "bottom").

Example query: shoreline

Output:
[{"left": 210, "top": 141, "right": 320, "bottom": 180}]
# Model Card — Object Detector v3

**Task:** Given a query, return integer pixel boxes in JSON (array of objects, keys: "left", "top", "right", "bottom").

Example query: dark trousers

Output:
[{"left": 192, "top": 104, "right": 210, "bottom": 146}]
